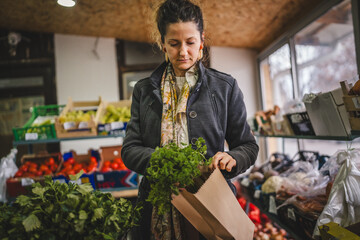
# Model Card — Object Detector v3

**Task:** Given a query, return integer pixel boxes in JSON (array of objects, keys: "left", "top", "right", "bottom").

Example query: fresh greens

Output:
[
  {"left": 146, "top": 138, "right": 212, "bottom": 215},
  {"left": 0, "top": 173, "right": 141, "bottom": 240}
]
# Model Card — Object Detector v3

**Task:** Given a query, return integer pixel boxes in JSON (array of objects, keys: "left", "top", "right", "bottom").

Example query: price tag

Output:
[
  {"left": 78, "top": 121, "right": 89, "bottom": 129},
  {"left": 69, "top": 179, "right": 82, "bottom": 185},
  {"left": 254, "top": 190, "right": 261, "bottom": 199},
  {"left": 63, "top": 121, "right": 76, "bottom": 130},
  {"left": 269, "top": 195, "right": 277, "bottom": 214},
  {"left": 241, "top": 178, "right": 250, "bottom": 187},
  {"left": 25, "top": 133, "right": 38, "bottom": 140},
  {"left": 21, "top": 178, "right": 35, "bottom": 186},
  {"left": 288, "top": 208, "right": 296, "bottom": 221},
  {"left": 96, "top": 174, "right": 104, "bottom": 181},
  {"left": 105, "top": 124, "right": 111, "bottom": 132},
  {"left": 111, "top": 121, "right": 124, "bottom": 130}
]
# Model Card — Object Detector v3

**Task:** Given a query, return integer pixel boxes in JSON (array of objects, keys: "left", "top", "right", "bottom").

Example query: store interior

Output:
[{"left": 1, "top": 0, "right": 360, "bottom": 239}]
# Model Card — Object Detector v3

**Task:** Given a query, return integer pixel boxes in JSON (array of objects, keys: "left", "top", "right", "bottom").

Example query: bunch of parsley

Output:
[
  {"left": 146, "top": 137, "right": 212, "bottom": 215},
  {"left": 0, "top": 172, "right": 141, "bottom": 240}
]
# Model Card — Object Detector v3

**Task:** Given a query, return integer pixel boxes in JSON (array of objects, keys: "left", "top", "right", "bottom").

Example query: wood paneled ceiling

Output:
[{"left": 0, "top": 0, "right": 324, "bottom": 51}]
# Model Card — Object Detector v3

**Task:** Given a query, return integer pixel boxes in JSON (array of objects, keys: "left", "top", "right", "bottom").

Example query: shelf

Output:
[
  {"left": 254, "top": 131, "right": 360, "bottom": 141},
  {"left": 13, "top": 132, "right": 126, "bottom": 146}
]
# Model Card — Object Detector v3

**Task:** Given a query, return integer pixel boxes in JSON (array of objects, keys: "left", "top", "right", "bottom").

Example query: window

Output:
[
  {"left": 295, "top": 0, "right": 357, "bottom": 97},
  {"left": 257, "top": 0, "right": 360, "bottom": 157}
]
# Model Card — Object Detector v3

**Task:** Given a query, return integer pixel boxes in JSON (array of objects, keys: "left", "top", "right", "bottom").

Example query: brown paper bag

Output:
[{"left": 171, "top": 168, "right": 254, "bottom": 240}]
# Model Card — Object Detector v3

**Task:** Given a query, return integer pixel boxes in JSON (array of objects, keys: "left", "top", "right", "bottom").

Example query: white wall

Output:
[
  {"left": 210, "top": 46, "right": 259, "bottom": 117},
  {"left": 55, "top": 34, "right": 121, "bottom": 153},
  {"left": 55, "top": 34, "right": 119, "bottom": 104}
]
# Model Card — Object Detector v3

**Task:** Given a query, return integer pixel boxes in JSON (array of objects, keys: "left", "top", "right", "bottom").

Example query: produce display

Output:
[
  {"left": 237, "top": 197, "right": 290, "bottom": 240},
  {"left": 58, "top": 110, "right": 96, "bottom": 124},
  {"left": 146, "top": 138, "right": 212, "bottom": 215},
  {"left": 14, "top": 157, "right": 59, "bottom": 178},
  {"left": 100, "top": 105, "right": 131, "bottom": 124},
  {"left": 100, "top": 158, "right": 127, "bottom": 172},
  {"left": 0, "top": 174, "right": 141, "bottom": 240},
  {"left": 57, "top": 156, "right": 98, "bottom": 177}
]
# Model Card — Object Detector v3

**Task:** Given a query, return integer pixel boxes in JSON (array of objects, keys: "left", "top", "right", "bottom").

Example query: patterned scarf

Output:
[{"left": 150, "top": 63, "right": 198, "bottom": 240}]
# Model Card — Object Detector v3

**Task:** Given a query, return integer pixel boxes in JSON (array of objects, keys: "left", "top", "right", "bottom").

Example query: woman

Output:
[{"left": 121, "top": 0, "right": 259, "bottom": 239}]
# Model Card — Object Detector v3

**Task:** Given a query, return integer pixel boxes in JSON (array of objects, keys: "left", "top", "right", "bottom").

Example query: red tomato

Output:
[
  {"left": 40, "top": 165, "right": 49, "bottom": 172},
  {"left": 47, "top": 158, "right": 55, "bottom": 166},
  {"left": 104, "top": 161, "right": 111, "bottom": 167},
  {"left": 73, "top": 163, "right": 82, "bottom": 172},
  {"left": 29, "top": 167, "right": 38, "bottom": 173},
  {"left": 14, "top": 171, "right": 23, "bottom": 178},
  {"left": 110, "top": 162, "right": 119, "bottom": 170},
  {"left": 90, "top": 156, "right": 97, "bottom": 164},
  {"left": 20, "top": 165, "right": 28, "bottom": 172},
  {"left": 25, "top": 161, "right": 32, "bottom": 166},
  {"left": 67, "top": 158, "right": 75, "bottom": 165},
  {"left": 113, "top": 158, "right": 123, "bottom": 164},
  {"left": 51, "top": 164, "right": 58, "bottom": 172},
  {"left": 87, "top": 164, "right": 97, "bottom": 173},
  {"left": 44, "top": 170, "right": 52, "bottom": 176},
  {"left": 101, "top": 166, "right": 111, "bottom": 173},
  {"left": 30, "top": 162, "right": 38, "bottom": 169},
  {"left": 63, "top": 161, "right": 72, "bottom": 168},
  {"left": 36, "top": 171, "right": 43, "bottom": 176},
  {"left": 67, "top": 170, "right": 75, "bottom": 176},
  {"left": 118, "top": 162, "right": 127, "bottom": 170}
]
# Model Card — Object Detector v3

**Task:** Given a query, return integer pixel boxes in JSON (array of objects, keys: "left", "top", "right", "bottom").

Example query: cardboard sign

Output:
[{"left": 171, "top": 168, "right": 254, "bottom": 240}]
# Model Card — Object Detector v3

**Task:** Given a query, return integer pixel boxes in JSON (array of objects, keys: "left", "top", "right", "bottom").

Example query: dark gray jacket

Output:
[
  {"left": 122, "top": 61, "right": 258, "bottom": 178},
  {"left": 121, "top": 61, "right": 258, "bottom": 239}
]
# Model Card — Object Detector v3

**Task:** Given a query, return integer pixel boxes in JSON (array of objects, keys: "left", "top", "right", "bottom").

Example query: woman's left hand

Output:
[{"left": 210, "top": 152, "right": 236, "bottom": 172}]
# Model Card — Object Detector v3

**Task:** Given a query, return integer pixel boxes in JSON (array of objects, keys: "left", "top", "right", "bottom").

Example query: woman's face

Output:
[{"left": 162, "top": 21, "right": 204, "bottom": 77}]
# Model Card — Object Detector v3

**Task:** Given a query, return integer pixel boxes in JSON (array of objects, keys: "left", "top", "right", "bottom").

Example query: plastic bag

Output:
[
  {"left": 0, "top": 148, "right": 18, "bottom": 202},
  {"left": 314, "top": 149, "right": 360, "bottom": 237},
  {"left": 282, "top": 99, "right": 306, "bottom": 114},
  {"left": 277, "top": 159, "right": 330, "bottom": 203}
]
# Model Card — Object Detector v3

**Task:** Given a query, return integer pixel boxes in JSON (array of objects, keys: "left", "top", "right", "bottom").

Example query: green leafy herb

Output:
[
  {"left": 146, "top": 137, "right": 212, "bottom": 215},
  {"left": 0, "top": 176, "right": 142, "bottom": 240}
]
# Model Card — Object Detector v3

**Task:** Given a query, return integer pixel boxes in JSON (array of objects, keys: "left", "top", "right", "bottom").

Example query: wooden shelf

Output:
[{"left": 13, "top": 132, "right": 126, "bottom": 146}]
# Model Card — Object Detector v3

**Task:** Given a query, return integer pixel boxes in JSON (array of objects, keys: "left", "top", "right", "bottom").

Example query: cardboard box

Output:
[
  {"left": 56, "top": 149, "right": 100, "bottom": 189},
  {"left": 270, "top": 115, "right": 294, "bottom": 136},
  {"left": 171, "top": 168, "right": 254, "bottom": 240},
  {"left": 304, "top": 88, "right": 351, "bottom": 136},
  {"left": 95, "top": 145, "right": 138, "bottom": 190}
]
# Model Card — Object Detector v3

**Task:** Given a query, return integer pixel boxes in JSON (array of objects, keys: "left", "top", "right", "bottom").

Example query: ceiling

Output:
[{"left": 0, "top": 0, "right": 325, "bottom": 51}]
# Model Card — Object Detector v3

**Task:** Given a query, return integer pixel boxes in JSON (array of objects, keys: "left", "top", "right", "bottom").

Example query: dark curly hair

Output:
[{"left": 156, "top": 0, "right": 204, "bottom": 43}]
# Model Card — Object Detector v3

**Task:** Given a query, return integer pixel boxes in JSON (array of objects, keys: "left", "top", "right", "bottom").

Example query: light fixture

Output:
[{"left": 57, "top": 0, "right": 76, "bottom": 7}]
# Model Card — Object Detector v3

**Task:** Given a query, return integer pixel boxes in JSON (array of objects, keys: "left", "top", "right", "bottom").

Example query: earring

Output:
[
  {"left": 165, "top": 53, "right": 169, "bottom": 62},
  {"left": 198, "top": 49, "right": 203, "bottom": 60}
]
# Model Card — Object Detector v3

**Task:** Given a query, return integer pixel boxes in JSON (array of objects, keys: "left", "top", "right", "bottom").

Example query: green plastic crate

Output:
[{"left": 13, "top": 104, "right": 65, "bottom": 141}]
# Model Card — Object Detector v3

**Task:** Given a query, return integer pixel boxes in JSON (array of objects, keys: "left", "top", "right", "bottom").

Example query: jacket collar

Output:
[
  {"left": 149, "top": 61, "right": 205, "bottom": 89},
  {"left": 150, "top": 61, "right": 206, "bottom": 103}
]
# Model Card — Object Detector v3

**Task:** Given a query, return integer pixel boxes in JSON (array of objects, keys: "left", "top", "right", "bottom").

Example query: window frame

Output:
[{"left": 255, "top": 0, "right": 360, "bottom": 155}]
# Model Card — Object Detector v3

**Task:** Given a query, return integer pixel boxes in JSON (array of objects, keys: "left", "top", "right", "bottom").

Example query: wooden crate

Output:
[
  {"left": 55, "top": 97, "right": 102, "bottom": 138},
  {"left": 96, "top": 100, "right": 131, "bottom": 135}
]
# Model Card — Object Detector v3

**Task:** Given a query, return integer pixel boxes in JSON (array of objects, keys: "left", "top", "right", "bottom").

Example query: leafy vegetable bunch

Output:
[
  {"left": 0, "top": 173, "right": 141, "bottom": 240},
  {"left": 146, "top": 137, "right": 212, "bottom": 215}
]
